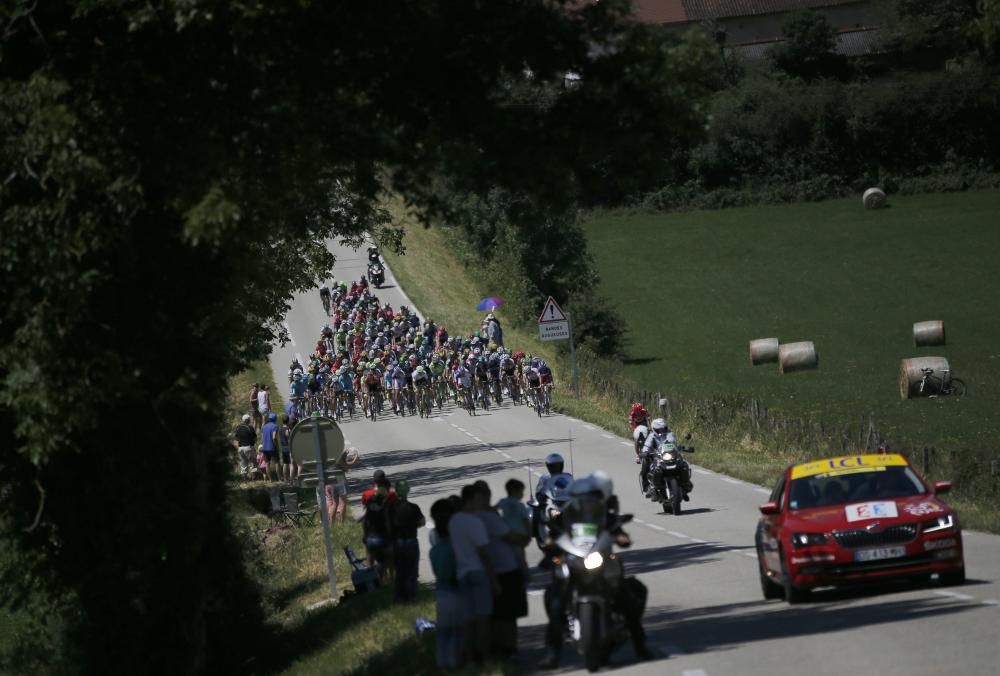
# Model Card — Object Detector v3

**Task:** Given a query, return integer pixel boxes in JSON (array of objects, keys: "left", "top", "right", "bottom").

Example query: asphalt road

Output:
[{"left": 270, "top": 242, "right": 1000, "bottom": 676}]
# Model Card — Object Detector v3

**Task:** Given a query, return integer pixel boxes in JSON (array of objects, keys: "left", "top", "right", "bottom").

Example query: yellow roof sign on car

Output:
[{"left": 791, "top": 454, "right": 908, "bottom": 479}]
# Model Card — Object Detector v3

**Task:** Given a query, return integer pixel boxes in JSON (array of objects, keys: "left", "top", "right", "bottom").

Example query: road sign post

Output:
[
  {"left": 538, "top": 296, "right": 579, "bottom": 399},
  {"left": 290, "top": 415, "right": 345, "bottom": 600}
]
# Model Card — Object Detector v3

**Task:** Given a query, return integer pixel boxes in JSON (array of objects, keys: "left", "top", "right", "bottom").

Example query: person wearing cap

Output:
[
  {"left": 259, "top": 412, "right": 279, "bottom": 482},
  {"left": 389, "top": 479, "right": 426, "bottom": 602},
  {"left": 361, "top": 469, "right": 398, "bottom": 509},
  {"left": 232, "top": 414, "right": 257, "bottom": 479}
]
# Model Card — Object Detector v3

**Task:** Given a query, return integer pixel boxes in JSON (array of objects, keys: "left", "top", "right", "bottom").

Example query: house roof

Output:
[
  {"left": 682, "top": 0, "right": 865, "bottom": 21},
  {"left": 729, "top": 27, "right": 884, "bottom": 61},
  {"left": 631, "top": 0, "right": 689, "bottom": 24}
]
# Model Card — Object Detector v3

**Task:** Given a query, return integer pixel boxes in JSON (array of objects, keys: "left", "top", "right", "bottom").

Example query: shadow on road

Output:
[
  {"left": 355, "top": 438, "right": 570, "bottom": 471},
  {"left": 621, "top": 542, "right": 753, "bottom": 576},
  {"left": 642, "top": 593, "right": 983, "bottom": 656}
]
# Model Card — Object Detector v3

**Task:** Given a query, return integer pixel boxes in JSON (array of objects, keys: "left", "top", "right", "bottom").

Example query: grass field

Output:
[{"left": 583, "top": 192, "right": 1000, "bottom": 466}]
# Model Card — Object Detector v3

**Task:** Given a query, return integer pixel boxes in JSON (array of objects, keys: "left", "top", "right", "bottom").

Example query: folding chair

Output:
[
  {"left": 282, "top": 491, "right": 318, "bottom": 526},
  {"left": 268, "top": 488, "right": 291, "bottom": 526}
]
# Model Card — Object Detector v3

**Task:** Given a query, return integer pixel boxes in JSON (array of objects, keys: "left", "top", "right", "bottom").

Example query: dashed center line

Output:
[
  {"left": 583, "top": 424, "right": 595, "bottom": 431},
  {"left": 601, "top": 433, "right": 614, "bottom": 439},
  {"left": 689, "top": 537, "right": 707, "bottom": 544},
  {"left": 667, "top": 531, "right": 688, "bottom": 539},
  {"left": 647, "top": 524, "right": 665, "bottom": 532},
  {"left": 682, "top": 669, "right": 708, "bottom": 676},
  {"left": 981, "top": 599, "right": 999, "bottom": 606},
  {"left": 743, "top": 552, "right": 758, "bottom": 558},
  {"left": 456, "top": 426, "right": 466, "bottom": 432},
  {"left": 473, "top": 436, "right": 482, "bottom": 442}
]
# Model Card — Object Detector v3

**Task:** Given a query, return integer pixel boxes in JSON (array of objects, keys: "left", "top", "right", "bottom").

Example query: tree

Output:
[
  {"left": 0, "top": 1, "right": 714, "bottom": 672},
  {"left": 769, "top": 9, "right": 851, "bottom": 81}
]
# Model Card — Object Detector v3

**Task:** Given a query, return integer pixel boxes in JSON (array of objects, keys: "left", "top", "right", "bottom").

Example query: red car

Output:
[{"left": 755, "top": 453, "right": 965, "bottom": 603}]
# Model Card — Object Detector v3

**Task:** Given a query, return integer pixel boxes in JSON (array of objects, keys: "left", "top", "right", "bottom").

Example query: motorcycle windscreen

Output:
[{"left": 566, "top": 495, "right": 607, "bottom": 547}]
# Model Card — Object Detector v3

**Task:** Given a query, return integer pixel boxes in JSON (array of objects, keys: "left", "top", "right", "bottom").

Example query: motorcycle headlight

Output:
[
  {"left": 661, "top": 451, "right": 676, "bottom": 461},
  {"left": 923, "top": 514, "right": 955, "bottom": 533},
  {"left": 583, "top": 552, "right": 604, "bottom": 570},
  {"left": 791, "top": 532, "right": 829, "bottom": 548}
]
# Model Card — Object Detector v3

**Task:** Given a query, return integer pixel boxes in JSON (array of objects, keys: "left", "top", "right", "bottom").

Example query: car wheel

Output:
[
  {"left": 758, "top": 546, "right": 783, "bottom": 600},
  {"left": 939, "top": 567, "right": 966, "bottom": 586},
  {"left": 780, "top": 547, "right": 808, "bottom": 604}
]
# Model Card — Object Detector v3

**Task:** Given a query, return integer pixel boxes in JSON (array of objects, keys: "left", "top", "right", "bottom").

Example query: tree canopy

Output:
[
  {"left": 0, "top": 1, "right": 715, "bottom": 671},
  {"left": 769, "top": 9, "right": 850, "bottom": 81}
]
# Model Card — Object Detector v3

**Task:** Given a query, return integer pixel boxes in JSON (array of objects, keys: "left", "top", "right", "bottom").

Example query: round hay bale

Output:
[
  {"left": 749, "top": 337, "right": 780, "bottom": 365},
  {"left": 899, "top": 356, "right": 950, "bottom": 400},
  {"left": 913, "top": 320, "right": 946, "bottom": 347},
  {"left": 863, "top": 187, "right": 886, "bottom": 210},
  {"left": 779, "top": 341, "right": 818, "bottom": 373}
]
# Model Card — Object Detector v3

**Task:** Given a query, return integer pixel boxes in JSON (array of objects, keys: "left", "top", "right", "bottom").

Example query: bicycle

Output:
[
  {"left": 491, "top": 375, "right": 503, "bottom": 406},
  {"left": 527, "top": 386, "right": 543, "bottom": 417},
  {"left": 460, "top": 385, "right": 476, "bottom": 416},
  {"left": 918, "top": 368, "right": 967, "bottom": 397},
  {"left": 417, "top": 385, "right": 432, "bottom": 418},
  {"left": 367, "top": 388, "right": 379, "bottom": 422}
]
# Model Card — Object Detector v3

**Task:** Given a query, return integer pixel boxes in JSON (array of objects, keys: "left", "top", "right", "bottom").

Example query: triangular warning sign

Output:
[{"left": 539, "top": 296, "right": 568, "bottom": 323}]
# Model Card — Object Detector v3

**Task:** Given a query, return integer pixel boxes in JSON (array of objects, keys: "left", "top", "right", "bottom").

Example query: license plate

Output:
[{"left": 854, "top": 546, "right": 906, "bottom": 562}]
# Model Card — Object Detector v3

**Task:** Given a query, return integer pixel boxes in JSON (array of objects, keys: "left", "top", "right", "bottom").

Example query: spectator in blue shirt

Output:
[{"left": 260, "top": 412, "right": 279, "bottom": 482}]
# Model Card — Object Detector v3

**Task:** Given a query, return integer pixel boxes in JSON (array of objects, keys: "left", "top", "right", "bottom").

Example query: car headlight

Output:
[
  {"left": 923, "top": 514, "right": 955, "bottom": 533},
  {"left": 584, "top": 552, "right": 604, "bottom": 570},
  {"left": 791, "top": 532, "right": 829, "bottom": 548}
]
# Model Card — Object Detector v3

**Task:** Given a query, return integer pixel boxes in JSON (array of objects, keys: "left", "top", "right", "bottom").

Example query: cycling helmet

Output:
[
  {"left": 545, "top": 453, "right": 565, "bottom": 475},
  {"left": 651, "top": 418, "right": 669, "bottom": 433},
  {"left": 415, "top": 365, "right": 425, "bottom": 373}
]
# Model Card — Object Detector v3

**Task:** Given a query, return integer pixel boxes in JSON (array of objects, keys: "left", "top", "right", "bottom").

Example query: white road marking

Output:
[
  {"left": 933, "top": 590, "right": 974, "bottom": 601},
  {"left": 283, "top": 322, "right": 297, "bottom": 346},
  {"left": 501, "top": 453, "right": 513, "bottom": 460},
  {"left": 620, "top": 441, "right": 632, "bottom": 447},
  {"left": 432, "top": 417, "right": 443, "bottom": 422},
  {"left": 583, "top": 425, "right": 595, "bottom": 431},
  {"left": 647, "top": 524, "right": 665, "bottom": 532},
  {"left": 465, "top": 432, "right": 475, "bottom": 437},
  {"left": 601, "top": 433, "right": 614, "bottom": 439},
  {"left": 689, "top": 538, "right": 707, "bottom": 544},
  {"left": 693, "top": 469, "right": 711, "bottom": 475},
  {"left": 682, "top": 669, "right": 708, "bottom": 676},
  {"left": 633, "top": 518, "right": 646, "bottom": 524},
  {"left": 450, "top": 423, "right": 459, "bottom": 428},
  {"left": 754, "top": 488, "right": 771, "bottom": 494},
  {"left": 667, "top": 531, "right": 688, "bottom": 539},
  {"left": 456, "top": 427, "right": 466, "bottom": 432},
  {"left": 722, "top": 478, "right": 742, "bottom": 485},
  {"left": 981, "top": 599, "right": 999, "bottom": 606},
  {"left": 473, "top": 436, "right": 482, "bottom": 442},
  {"left": 744, "top": 552, "right": 758, "bottom": 558}
]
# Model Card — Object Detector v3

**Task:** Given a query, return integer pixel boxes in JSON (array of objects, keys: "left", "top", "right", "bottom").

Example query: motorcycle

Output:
[
  {"left": 640, "top": 433, "right": 695, "bottom": 515},
  {"left": 550, "top": 492, "right": 635, "bottom": 672},
  {"left": 368, "top": 261, "right": 385, "bottom": 288}
]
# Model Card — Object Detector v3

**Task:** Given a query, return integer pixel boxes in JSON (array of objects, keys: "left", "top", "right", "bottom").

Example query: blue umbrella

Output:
[{"left": 476, "top": 296, "right": 505, "bottom": 312}]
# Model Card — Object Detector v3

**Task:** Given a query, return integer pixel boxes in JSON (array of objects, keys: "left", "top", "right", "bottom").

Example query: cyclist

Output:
[
  {"left": 412, "top": 365, "right": 432, "bottom": 414},
  {"left": 524, "top": 362, "right": 542, "bottom": 410},
  {"left": 289, "top": 372, "right": 307, "bottom": 418},
  {"left": 320, "top": 283, "right": 331, "bottom": 315},
  {"left": 337, "top": 366, "right": 355, "bottom": 415},
  {"left": 363, "top": 366, "right": 383, "bottom": 417},
  {"left": 454, "top": 361, "right": 474, "bottom": 410}
]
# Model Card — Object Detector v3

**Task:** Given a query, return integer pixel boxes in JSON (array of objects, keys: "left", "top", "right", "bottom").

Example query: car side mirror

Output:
[
  {"left": 933, "top": 480, "right": 952, "bottom": 495},
  {"left": 758, "top": 501, "right": 779, "bottom": 515}
]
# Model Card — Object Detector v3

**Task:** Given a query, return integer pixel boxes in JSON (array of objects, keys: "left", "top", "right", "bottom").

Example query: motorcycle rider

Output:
[
  {"left": 319, "top": 283, "right": 332, "bottom": 315},
  {"left": 532, "top": 453, "right": 574, "bottom": 548},
  {"left": 539, "top": 471, "right": 651, "bottom": 668},
  {"left": 367, "top": 246, "right": 382, "bottom": 265},
  {"left": 642, "top": 420, "right": 693, "bottom": 500}
]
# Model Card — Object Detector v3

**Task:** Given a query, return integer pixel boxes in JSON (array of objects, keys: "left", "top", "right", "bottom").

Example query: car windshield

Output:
[{"left": 788, "top": 466, "right": 926, "bottom": 510}]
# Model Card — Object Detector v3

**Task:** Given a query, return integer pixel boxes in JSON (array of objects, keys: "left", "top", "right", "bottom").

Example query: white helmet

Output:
[
  {"left": 651, "top": 418, "right": 669, "bottom": 433},
  {"left": 569, "top": 471, "right": 613, "bottom": 501}
]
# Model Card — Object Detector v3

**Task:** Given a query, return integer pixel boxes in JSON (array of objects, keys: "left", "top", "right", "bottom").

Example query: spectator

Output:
[
  {"left": 390, "top": 479, "right": 425, "bottom": 602},
  {"left": 249, "top": 383, "right": 262, "bottom": 433},
  {"left": 449, "top": 485, "right": 499, "bottom": 665},
  {"left": 232, "top": 414, "right": 257, "bottom": 480},
  {"left": 429, "top": 498, "right": 463, "bottom": 669},
  {"left": 361, "top": 470, "right": 397, "bottom": 575},
  {"left": 474, "top": 481, "right": 530, "bottom": 657},
  {"left": 258, "top": 384, "right": 271, "bottom": 420},
  {"left": 278, "top": 414, "right": 297, "bottom": 484},
  {"left": 283, "top": 397, "right": 298, "bottom": 427},
  {"left": 259, "top": 412, "right": 279, "bottom": 482},
  {"left": 496, "top": 478, "right": 531, "bottom": 570}
]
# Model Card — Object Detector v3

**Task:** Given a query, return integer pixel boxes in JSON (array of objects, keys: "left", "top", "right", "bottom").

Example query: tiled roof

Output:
[
  {"left": 729, "top": 27, "right": 884, "bottom": 61},
  {"left": 631, "top": 0, "right": 689, "bottom": 24},
  {"left": 682, "top": 0, "right": 864, "bottom": 21}
]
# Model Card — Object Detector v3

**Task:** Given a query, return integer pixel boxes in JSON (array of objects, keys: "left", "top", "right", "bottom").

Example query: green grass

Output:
[{"left": 583, "top": 191, "right": 1000, "bottom": 449}]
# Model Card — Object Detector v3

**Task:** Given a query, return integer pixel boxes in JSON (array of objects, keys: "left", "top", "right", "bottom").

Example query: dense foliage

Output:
[{"left": 0, "top": 1, "right": 715, "bottom": 672}]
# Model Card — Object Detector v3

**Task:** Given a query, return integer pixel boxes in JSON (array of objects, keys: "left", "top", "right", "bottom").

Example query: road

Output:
[{"left": 270, "top": 242, "right": 1000, "bottom": 676}]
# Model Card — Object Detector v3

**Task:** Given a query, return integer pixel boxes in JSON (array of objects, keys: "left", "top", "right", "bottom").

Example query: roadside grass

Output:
[{"left": 383, "top": 194, "right": 1000, "bottom": 533}]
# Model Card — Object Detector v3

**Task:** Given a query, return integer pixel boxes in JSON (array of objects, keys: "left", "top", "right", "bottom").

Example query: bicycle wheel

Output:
[{"left": 948, "top": 378, "right": 967, "bottom": 397}]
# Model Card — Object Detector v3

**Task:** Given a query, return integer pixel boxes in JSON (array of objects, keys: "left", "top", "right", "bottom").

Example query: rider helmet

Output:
[
  {"left": 545, "top": 453, "right": 565, "bottom": 476},
  {"left": 651, "top": 418, "right": 669, "bottom": 434}
]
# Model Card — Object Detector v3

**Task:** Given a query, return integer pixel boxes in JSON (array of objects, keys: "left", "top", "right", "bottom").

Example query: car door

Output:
[{"left": 758, "top": 474, "right": 787, "bottom": 574}]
